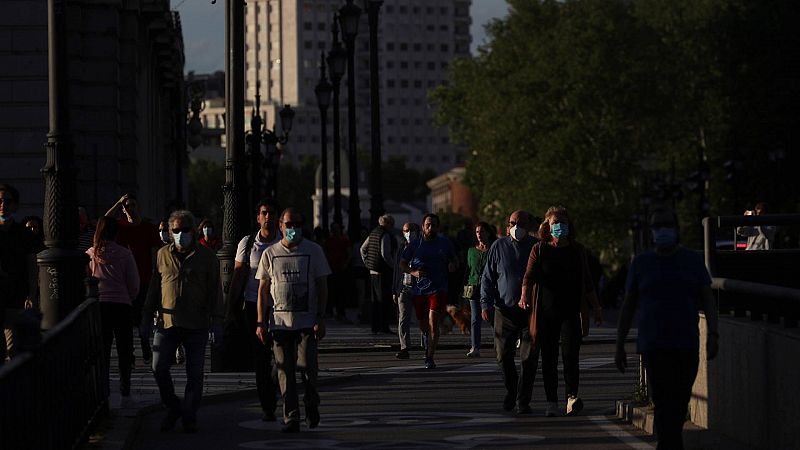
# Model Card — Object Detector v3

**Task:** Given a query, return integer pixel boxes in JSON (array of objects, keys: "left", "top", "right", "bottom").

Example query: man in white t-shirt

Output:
[
  {"left": 256, "top": 208, "right": 331, "bottom": 433},
  {"left": 230, "top": 198, "right": 282, "bottom": 422}
]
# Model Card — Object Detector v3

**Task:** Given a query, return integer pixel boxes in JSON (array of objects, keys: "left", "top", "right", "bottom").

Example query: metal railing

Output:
[
  {"left": 0, "top": 292, "right": 108, "bottom": 449},
  {"left": 703, "top": 214, "right": 800, "bottom": 328}
]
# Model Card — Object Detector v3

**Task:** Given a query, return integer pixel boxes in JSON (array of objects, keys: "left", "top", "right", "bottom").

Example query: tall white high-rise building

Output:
[{"left": 244, "top": 0, "right": 471, "bottom": 174}]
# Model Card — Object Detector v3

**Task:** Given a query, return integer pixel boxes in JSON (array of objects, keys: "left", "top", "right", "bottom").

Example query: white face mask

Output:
[
  {"left": 173, "top": 231, "right": 193, "bottom": 249},
  {"left": 403, "top": 231, "right": 418, "bottom": 242},
  {"left": 159, "top": 230, "right": 169, "bottom": 243},
  {"left": 203, "top": 227, "right": 213, "bottom": 238},
  {"left": 510, "top": 225, "right": 527, "bottom": 241}
]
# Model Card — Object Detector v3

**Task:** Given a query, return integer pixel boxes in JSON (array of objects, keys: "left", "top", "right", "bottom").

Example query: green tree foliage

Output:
[
  {"left": 431, "top": 0, "right": 798, "bottom": 261},
  {"left": 380, "top": 156, "right": 437, "bottom": 204}
]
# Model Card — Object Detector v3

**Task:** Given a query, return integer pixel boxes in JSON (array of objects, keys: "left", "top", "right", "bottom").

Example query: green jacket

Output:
[{"left": 146, "top": 243, "right": 223, "bottom": 330}]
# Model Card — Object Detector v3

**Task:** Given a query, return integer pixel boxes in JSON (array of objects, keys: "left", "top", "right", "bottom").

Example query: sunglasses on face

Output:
[
  {"left": 171, "top": 226, "right": 192, "bottom": 233},
  {"left": 283, "top": 221, "right": 303, "bottom": 228}
]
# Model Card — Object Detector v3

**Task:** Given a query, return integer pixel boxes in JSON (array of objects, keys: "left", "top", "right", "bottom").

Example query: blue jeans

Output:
[
  {"left": 469, "top": 298, "right": 482, "bottom": 350},
  {"left": 152, "top": 326, "right": 208, "bottom": 423}
]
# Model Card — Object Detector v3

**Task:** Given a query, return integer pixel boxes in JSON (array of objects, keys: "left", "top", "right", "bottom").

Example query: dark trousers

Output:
[
  {"left": 152, "top": 326, "right": 208, "bottom": 423},
  {"left": 538, "top": 312, "right": 582, "bottom": 402},
  {"left": 100, "top": 302, "right": 134, "bottom": 394},
  {"left": 644, "top": 350, "right": 699, "bottom": 450},
  {"left": 243, "top": 301, "right": 277, "bottom": 414},
  {"left": 328, "top": 272, "right": 348, "bottom": 317},
  {"left": 131, "top": 285, "right": 152, "bottom": 361},
  {"left": 273, "top": 329, "right": 319, "bottom": 425},
  {"left": 494, "top": 307, "right": 539, "bottom": 408},
  {"left": 370, "top": 272, "right": 392, "bottom": 333}
]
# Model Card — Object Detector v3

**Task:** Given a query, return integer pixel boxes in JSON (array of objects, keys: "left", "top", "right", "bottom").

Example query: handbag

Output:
[{"left": 462, "top": 284, "right": 475, "bottom": 300}]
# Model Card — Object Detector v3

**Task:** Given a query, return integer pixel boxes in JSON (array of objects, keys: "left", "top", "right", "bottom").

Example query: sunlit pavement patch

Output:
[
  {"left": 314, "top": 412, "right": 514, "bottom": 430},
  {"left": 445, "top": 433, "right": 546, "bottom": 446},
  {"left": 239, "top": 439, "right": 340, "bottom": 449}
]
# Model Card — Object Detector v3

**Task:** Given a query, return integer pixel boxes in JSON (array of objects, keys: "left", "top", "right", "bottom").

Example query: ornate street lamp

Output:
[
  {"left": 315, "top": 53, "right": 333, "bottom": 231},
  {"left": 327, "top": 15, "right": 347, "bottom": 227},
  {"left": 39, "top": 0, "right": 88, "bottom": 329},
  {"left": 215, "top": 0, "right": 246, "bottom": 372},
  {"left": 260, "top": 104, "right": 294, "bottom": 199},
  {"left": 339, "top": 0, "right": 362, "bottom": 241},
  {"left": 364, "top": 0, "right": 384, "bottom": 228}
]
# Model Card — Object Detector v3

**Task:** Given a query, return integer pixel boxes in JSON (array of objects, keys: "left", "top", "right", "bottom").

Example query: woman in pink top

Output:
[{"left": 87, "top": 216, "right": 140, "bottom": 396}]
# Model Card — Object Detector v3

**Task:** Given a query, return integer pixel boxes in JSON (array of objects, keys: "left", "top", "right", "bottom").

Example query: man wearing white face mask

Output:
[
  {"left": 143, "top": 210, "right": 224, "bottom": 433},
  {"left": 392, "top": 222, "right": 420, "bottom": 359},
  {"left": 480, "top": 210, "right": 539, "bottom": 414}
]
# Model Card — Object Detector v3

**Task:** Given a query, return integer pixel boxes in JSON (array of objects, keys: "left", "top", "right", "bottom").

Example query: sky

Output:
[{"left": 176, "top": 0, "right": 510, "bottom": 74}]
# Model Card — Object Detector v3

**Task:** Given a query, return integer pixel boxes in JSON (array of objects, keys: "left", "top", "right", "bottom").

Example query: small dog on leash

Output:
[{"left": 443, "top": 303, "right": 471, "bottom": 335}]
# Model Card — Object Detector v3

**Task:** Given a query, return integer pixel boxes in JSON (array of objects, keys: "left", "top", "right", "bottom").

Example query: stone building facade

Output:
[
  {"left": 0, "top": 0, "right": 186, "bottom": 221},
  {"left": 243, "top": 0, "right": 471, "bottom": 173}
]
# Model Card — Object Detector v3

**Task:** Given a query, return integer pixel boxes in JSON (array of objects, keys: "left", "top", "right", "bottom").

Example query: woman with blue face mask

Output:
[{"left": 519, "top": 206, "right": 603, "bottom": 418}]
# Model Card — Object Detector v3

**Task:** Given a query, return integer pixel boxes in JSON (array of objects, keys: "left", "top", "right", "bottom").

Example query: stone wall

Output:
[
  {"left": 0, "top": 0, "right": 185, "bottom": 221},
  {"left": 691, "top": 315, "right": 800, "bottom": 448}
]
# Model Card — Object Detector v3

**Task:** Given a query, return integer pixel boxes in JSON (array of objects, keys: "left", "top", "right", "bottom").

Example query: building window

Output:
[
  {"left": 400, "top": 61, "right": 408, "bottom": 69},
  {"left": 388, "top": 98, "right": 395, "bottom": 105},
  {"left": 401, "top": 136, "right": 408, "bottom": 143},
  {"left": 386, "top": 42, "right": 395, "bottom": 51},
  {"left": 440, "top": 7, "right": 448, "bottom": 14},
  {"left": 414, "top": 80, "right": 422, "bottom": 88},
  {"left": 318, "top": 22, "right": 326, "bottom": 31},
  {"left": 426, "top": 24, "right": 435, "bottom": 31},
  {"left": 440, "top": 24, "right": 449, "bottom": 31},
  {"left": 388, "top": 136, "right": 395, "bottom": 143},
  {"left": 387, "top": 118, "right": 395, "bottom": 125},
  {"left": 386, "top": 61, "right": 394, "bottom": 69},
  {"left": 386, "top": 5, "right": 394, "bottom": 13},
  {"left": 399, "top": 5, "right": 407, "bottom": 13},
  {"left": 427, "top": 80, "right": 436, "bottom": 87},
  {"left": 440, "top": 44, "right": 449, "bottom": 52},
  {"left": 318, "top": 41, "right": 325, "bottom": 49},
  {"left": 387, "top": 79, "right": 395, "bottom": 88},
  {"left": 413, "top": 43, "right": 421, "bottom": 51},
  {"left": 441, "top": 155, "right": 449, "bottom": 162},
  {"left": 427, "top": 62, "right": 435, "bottom": 70},
  {"left": 400, "top": 80, "right": 408, "bottom": 88},
  {"left": 304, "top": 22, "right": 312, "bottom": 30},
  {"left": 415, "top": 154, "right": 423, "bottom": 162},
  {"left": 427, "top": 43, "right": 434, "bottom": 51},
  {"left": 426, "top": 6, "right": 434, "bottom": 14},
  {"left": 304, "top": 41, "right": 313, "bottom": 49},
  {"left": 412, "top": 6, "right": 420, "bottom": 14},
  {"left": 400, "top": 43, "right": 408, "bottom": 51},
  {"left": 401, "top": 118, "right": 409, "bottom": 125}
]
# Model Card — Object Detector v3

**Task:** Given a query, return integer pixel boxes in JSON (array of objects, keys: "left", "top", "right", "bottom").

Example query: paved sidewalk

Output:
[{"left": 87, "top": 307, "right": 629, "bottom": 449}]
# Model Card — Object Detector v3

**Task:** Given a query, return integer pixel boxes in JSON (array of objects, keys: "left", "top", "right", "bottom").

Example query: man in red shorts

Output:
[{"left": 399, "top": 213, "right": 457, "bottom": 369}]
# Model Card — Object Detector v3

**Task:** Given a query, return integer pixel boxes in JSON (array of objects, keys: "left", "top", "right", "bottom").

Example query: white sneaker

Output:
[
  {"left": 466, "top": 348, "right": 480, "bottom": 358},
  {"left": 545, "top": 402, "right": 559, "bottom": 417},
  {"left": 566, "top": 395, "right": 583, "bottom": 416}
]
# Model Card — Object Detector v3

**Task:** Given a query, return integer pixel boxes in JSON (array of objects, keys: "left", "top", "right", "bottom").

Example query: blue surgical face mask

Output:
[
  {"left": 285, "top": 227, "right": 301, "bottom": 243},
  {"left": 0, "top": 213, "right": 14, "bottom": 223},
  {"left": 652, "top": 227, "right": 678, "bottom": 246},
  {"left": 173, "top": 231, "right": 193, "bottom": 249},
  {"left": 551, "top": 222, "right": 569, "bottom": 239}
]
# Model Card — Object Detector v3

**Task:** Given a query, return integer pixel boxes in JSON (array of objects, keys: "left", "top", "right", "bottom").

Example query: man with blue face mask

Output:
[
  {"left": 392, "top": 222, "right": 420, "bottom": 359},
  {"left": 616, "top": 207, "right": 719, "bottom": 450},
  {"left": 143, "top": 210, "right": 224, "bottom": 433},
  {"left": 256, "top": 208, "right": 331, "bottom": 433}
]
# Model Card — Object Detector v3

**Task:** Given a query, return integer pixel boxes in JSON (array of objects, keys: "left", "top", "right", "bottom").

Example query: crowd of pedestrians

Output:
[{"left": 0, "top": 180, "right": 736, "bottom": 448}]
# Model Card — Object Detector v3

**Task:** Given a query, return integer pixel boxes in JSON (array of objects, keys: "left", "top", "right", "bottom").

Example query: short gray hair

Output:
[
  {"left": 168, "top": 210, "right": 196, "bottom": 229},
  {"left": 378, "top": 214, "right": 394, "bottom": 227}
]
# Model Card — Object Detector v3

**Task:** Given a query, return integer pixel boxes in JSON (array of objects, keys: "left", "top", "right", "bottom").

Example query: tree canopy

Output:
[{"left": 431, "top": 0, "right": 798, "bottom": 262}]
